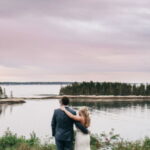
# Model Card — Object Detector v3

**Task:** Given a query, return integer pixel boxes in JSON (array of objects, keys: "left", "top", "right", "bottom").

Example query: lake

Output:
[{"left": 0, "top": 84, "right": 150, "bottom": 141}]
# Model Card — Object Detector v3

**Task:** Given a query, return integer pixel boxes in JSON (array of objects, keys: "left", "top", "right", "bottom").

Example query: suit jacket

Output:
[{"left": 51, "top": 106, "right": 88, "bottom": 141}]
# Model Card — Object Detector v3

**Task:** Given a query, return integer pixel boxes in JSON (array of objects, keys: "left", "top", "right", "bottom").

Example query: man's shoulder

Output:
[
  {"left": 66, "top": 107, "right": 76, "bottom": 115},
  {"left": 55, "top": 108, "right": 60, "bottom": 111},
  {"left": 53, "top": 108, "right": 61, "bottom": 114},
  {"left": 54, "top": 107, "right": 76, "bottom": 115}
]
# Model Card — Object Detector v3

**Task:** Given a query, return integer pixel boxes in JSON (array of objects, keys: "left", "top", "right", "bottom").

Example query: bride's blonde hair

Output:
[{"left": 79, "top": 106, "right": 91, "bottom": 128}]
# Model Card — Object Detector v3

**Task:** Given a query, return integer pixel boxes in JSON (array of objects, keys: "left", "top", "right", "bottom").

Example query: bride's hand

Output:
[{"left": 60, "top": 106, "right": 66, "bottom": 111}]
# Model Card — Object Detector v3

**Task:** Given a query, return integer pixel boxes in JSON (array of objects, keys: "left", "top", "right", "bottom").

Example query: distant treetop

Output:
[
  {"left": 0, "top": 82, "right": 72, "bottom": 85},
  {"left": 59, "top": 81, "right": 150, "bottom": 96}
]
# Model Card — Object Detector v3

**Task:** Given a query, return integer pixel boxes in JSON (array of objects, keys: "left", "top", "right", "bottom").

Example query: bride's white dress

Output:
[{"left": 74, "top": 128, "right": 90, "bottom": 150}]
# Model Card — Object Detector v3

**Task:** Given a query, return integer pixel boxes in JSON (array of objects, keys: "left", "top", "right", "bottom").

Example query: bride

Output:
[{"left": 61, "top": 106, "right": 91, "bottom": 150}]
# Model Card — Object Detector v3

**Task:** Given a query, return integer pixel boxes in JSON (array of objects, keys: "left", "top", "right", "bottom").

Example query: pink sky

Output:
[{"left": 0, "top": 0, "right": 150, "bottom": 82}]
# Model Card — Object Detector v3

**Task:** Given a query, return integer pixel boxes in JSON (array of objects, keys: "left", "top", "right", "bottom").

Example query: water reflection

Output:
[
  {"left": 70, "top": 100, "right": 150, "bottom": 110},
  {"left": 0, "top": 106, "right": 2, "bottom": 114},
  {"left": 0, "top": 103, "right": 24, "bottom": 117},
  {"left": 70, "top": 100, "right": 150, "bottom": 140},
  {"left": 0, "top": 99, "right": 150, "bottom": 140},
  {"left": 0, "top": 104, "right": 9, "bottom": 116}
]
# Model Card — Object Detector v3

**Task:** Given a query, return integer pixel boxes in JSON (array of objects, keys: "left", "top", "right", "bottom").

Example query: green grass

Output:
[
  {"left": 0, "top": 129, "right": 55, "bottom": 150},
  {"left": 0, "top": 129, "right": 150, "bottom": 150}
]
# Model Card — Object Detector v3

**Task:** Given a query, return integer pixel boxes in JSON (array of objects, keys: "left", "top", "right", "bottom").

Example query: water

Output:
[
  {"left": 0, "top": 85, "right": 150, "bottom": 141},
  {"left": 1, "top": 84, "right": 62, "bottom": 97}
]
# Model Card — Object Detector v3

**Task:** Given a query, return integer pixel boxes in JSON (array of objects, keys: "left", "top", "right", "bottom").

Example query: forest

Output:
[
  {"left": 60, "top": 81, "right": 150, "bottom": 96},
  {"left": 0, "top": 87, "right": 3, "bottom": 98},
  {"left": 0, "top": 87, "right": 7, "bottom": 99}
]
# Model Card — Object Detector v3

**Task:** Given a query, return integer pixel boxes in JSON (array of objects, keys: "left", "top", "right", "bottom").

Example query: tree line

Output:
[
  {"left": 0, "top": 87, "right": 3, "bottom": 97},
  {"left": 0, "top": 82, "right": 72, "bottom": 85},
  {"left": 0, "top": 87, "right": 7, "bottom": 99},
  {"left": 59, "top": 81, "right": 150, "bottom": 96}
]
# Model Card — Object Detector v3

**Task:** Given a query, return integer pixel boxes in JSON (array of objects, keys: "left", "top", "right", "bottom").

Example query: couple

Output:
[{"left": 51, "top": 97, "right": 91, "bottom": 150}]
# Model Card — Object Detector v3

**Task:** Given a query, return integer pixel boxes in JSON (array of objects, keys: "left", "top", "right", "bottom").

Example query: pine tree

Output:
[
  {"left": 0, "top": 87, "right": 3, "bottom": 98},
  {"left": 145, "top": 84, "right": 150, "bottom": 95},
  {"left": 59, "top": 82, "right": 150, "bottom": 96}
]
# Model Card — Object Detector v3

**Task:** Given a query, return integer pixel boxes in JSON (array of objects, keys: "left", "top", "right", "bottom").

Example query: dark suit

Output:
[{"left": 51, "top": 106, "right": 88, "bottom": 150}]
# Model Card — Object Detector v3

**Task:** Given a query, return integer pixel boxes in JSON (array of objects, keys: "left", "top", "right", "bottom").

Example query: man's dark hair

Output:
[{"left": 60, "top": 97, "right": 70, "bottom": 105}]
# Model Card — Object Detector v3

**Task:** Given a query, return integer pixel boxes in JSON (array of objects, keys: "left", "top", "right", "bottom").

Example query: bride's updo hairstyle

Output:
[{"left": 79, "top": 107, "right": 91, "bottom": 128}]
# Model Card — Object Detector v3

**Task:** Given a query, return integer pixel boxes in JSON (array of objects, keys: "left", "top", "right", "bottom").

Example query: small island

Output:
[
  {"left": 0, "top": 86, "right": 25, "bottom": 104},
  {"left": 1, "top": 82, "right": 150, "bottom": 103},
  {"left": 0, "top": 86, "right": 7, "bottom": 99},
  {"left": 60, "top": 81, "right": 150, "bottom": 96}
]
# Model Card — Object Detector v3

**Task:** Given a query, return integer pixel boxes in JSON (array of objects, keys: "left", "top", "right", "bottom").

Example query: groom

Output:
[{"left": 51, "top": 96, "right": 88, "bottom": 150}]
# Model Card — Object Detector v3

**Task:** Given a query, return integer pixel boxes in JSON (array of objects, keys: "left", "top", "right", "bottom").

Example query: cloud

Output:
[
  {"left": 0, "top": 0, "right": 150, "bottom": 82},
  {"left": 1, "top": 64, "right": 150, "bottom": 82}
]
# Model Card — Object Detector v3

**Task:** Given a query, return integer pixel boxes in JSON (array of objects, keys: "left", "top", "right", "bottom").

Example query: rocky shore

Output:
[
  {"left": 0, "top": 98, "right": 26, "bottom": 104},
  {"left": 1, "top": 95, "right": 150, "bottom": 103}
]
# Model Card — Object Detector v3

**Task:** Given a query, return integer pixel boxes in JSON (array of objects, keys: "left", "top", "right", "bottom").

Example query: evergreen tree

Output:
[
  {"left": 0, "top": 87, "right": 3, "bottom": 97},
  {"left": 132, "top": 84, "right": 138, "bottom": 95},
  {"left": 145, "top": 84, "right": 150, "bottom": 95},
  {"left": 59, "top": 82, "right": 149, "bottom": 96},
  {"left": 138, "top": 84, "right": 145, "bottom": 95}
]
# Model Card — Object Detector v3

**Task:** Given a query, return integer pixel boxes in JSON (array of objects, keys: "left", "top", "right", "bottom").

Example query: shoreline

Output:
[
  {"left": 0, "top": 98, "right": 26, "bottom": 104},
  {"left": 1, "top": 95, "right": 150, "bottom": 104}
]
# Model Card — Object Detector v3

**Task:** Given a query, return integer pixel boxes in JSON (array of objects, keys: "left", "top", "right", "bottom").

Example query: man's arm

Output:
[
  {"left": 74, "top": 121, "right": 89, "bottom": 134},
  {"left": 61, "top": 106, "right": 82, "bottom": 121},
  {"left": 73, "top": 111, "right": 89, "bottom": 134},
  {"left": 51, "top": 110, "right": 56, "bottom": 137}
]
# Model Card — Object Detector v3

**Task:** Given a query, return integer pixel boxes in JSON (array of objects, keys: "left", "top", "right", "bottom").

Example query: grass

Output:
[
  {"left": 0, "top": 129, "right": 55, "bottom": 150},
  {"left": 0, "top": 129, "right": 150, "bottom": 150}
]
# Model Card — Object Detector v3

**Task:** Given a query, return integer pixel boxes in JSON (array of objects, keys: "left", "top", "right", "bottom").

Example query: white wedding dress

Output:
[{"left": 74, "top": 128, "right": 90, "bottom": 150}]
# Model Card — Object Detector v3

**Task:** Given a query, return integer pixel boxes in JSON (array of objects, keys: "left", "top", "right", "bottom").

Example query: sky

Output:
[{"left": 0, "top": 0, "right": 150, "bottom": 82}]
